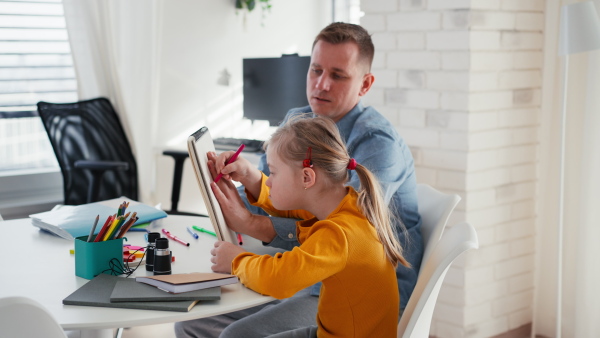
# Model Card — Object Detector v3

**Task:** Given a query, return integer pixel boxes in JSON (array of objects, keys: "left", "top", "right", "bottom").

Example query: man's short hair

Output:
[{"left": 313, "top": 22, "right": 375, "bottom": 72}]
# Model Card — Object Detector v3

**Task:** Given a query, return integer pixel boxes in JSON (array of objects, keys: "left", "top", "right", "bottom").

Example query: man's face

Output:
[{"left": 306, "top": 40, "right": 373, "bottom": 122}]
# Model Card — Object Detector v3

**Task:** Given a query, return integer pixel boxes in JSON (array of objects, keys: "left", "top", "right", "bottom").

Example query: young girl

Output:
[{"left": 209, "top": 116, "right": 410, "bottom": 338}]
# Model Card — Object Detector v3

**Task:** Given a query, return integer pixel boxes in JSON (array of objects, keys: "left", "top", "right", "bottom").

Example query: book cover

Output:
[
  {"left": 110, "top": 278, "right": 221, "bottom": 302},
  {"left": 30, "top": 197, "right": 167, "bottom": 240},
  {"left": 63, "top": 274, "right": 200, "bottom": 312},
  {"left": 136, "top": 272, "right": 239, "bottom": 293}
]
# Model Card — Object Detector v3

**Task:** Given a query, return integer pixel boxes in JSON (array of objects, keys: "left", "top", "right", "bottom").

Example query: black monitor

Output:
[{"left": 243, "top": 54, "right": 310, "bottom": 126}]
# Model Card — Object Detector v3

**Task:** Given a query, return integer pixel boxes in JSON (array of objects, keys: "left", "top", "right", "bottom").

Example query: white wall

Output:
[
  {"left": 153, "top": 0, "right": 331, "bottom": 214},
  {"left": 361, "top": 0, "right": 543, "bottom": 336}
]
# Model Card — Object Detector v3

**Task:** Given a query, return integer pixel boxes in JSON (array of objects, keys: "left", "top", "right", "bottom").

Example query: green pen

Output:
[{"left": 192, "top": 225, "right": 217, "bottom": 237}]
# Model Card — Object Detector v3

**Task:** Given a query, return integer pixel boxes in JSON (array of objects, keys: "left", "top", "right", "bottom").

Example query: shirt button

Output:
[{"left": 288, "top": 233, "right": 294, "bottom": 239}]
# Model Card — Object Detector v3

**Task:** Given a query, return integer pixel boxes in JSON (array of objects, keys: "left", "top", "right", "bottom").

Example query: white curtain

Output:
[
  {"left": 535, "top": 1, "right": 600, "bottom": 336},
  {"left": 62, "top": 0, "right": 162, "bottom": 204}
]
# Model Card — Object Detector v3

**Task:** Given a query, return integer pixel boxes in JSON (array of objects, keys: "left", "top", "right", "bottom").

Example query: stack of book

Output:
[{"left": 63, "top": 272, "right": 239, "bottom": 312}]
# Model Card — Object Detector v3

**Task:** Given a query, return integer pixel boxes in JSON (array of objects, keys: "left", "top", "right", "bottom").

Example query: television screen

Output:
[{"left": 243, "top": 54, "right": 310, "bottom": 126}]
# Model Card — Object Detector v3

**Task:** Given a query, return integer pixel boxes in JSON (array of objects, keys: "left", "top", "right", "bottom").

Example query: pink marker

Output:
[
  {"left": 214, "top": 144, "right": 245, "bottom": 183},
  {"left": 161, "top": 229, "right": 190, "bottom": 247}
]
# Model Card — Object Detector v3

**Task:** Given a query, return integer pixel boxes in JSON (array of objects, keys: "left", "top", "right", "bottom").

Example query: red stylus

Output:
[{"left": 214, "top": 144, "right": 245, "bottom": 183}]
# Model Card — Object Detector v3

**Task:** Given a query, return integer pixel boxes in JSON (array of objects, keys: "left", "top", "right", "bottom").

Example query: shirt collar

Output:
[{"left": 335, "top": 101, "right": 364, "bottom": 143}]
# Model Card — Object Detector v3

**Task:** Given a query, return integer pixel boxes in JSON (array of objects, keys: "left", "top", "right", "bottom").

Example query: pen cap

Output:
[
  {"left": 156, "top": 237, "right": 169, "bottom": 249},
  {"left": 148, "top": 232, "right": 160, "bottom": 244}
]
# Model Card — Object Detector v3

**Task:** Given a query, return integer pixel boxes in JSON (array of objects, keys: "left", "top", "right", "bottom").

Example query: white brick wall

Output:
[{"left": 361, "top": 1, "right": 541, "bottom": 336}]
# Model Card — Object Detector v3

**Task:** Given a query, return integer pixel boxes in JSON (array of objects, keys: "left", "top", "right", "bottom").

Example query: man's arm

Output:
[{"left": 236, "top": 166, "right": 301, "bottom": 251}]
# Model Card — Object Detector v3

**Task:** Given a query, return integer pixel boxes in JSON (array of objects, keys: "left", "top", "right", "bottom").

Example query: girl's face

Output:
[{"left": 265, "top": 143, "right": 306, "bottom": 210}]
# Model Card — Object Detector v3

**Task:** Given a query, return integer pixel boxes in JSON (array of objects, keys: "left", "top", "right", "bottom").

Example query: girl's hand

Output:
[
  {"left": 209, "top": 179, "right": 253, "bottom": 234},
  {"left": 207, "top": 150, "right": 262, "bottom": 204},
  {"left": 208, "top": 151, "right": 258, "bottom": 185},
  {"left": 210, "top": 241, "right": 245, "bottom": 273}
]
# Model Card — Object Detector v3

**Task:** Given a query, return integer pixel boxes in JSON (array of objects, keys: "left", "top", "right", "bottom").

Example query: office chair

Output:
[
  {"left": 416, "top": 184, "right": 461, "bottom": 265},
  {"left": 397, "top": 222, "right": 479, "bottom": 338},
  {"left": 0, "top": 296, "right": 68, "bottom": 338},
  {"left": 38, "top": 98, "right": 199, "bottom": 216},
  {"left": 38, "top": 98, "right": 138, "bottom": 205}
]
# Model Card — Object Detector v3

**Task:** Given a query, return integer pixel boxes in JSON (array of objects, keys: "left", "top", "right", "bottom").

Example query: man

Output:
[{"left": 175, "top": 22, "right": 422, "bottom": 338}]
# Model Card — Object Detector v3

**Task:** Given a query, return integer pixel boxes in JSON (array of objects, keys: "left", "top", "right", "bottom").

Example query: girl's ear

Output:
[{"left": 302, "top": 168, "right": 316, "bottom": 189}]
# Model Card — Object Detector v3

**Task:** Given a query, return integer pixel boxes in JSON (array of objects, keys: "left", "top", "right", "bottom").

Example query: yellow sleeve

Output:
[
  {"left": 231, "top": 221, "right": 348, "bottom": 299},
  {"left": 246, "top": 172, "right": 314, "bottom": 220}
]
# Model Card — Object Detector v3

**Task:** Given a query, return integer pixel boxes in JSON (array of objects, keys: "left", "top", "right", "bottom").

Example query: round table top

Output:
[{"left": 0, "top": 214, "right": 276, "bottom": 330}]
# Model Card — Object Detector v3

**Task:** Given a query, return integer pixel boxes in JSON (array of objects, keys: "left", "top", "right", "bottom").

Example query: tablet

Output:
[{"left": 187, "top": 127, "right": 237, "bottom": 244}]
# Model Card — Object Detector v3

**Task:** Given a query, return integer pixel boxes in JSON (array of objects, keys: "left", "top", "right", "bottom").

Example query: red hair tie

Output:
[
  {"left": 303, "top": 147, "right": 313, "bottom": 168},
  {"left": 347, "top": 158, "right": 357, "bottom": 170}
]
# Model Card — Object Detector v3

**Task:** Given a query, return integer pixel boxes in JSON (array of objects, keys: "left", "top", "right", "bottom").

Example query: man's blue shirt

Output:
[{"left": 240, "top": 102, "right": 423, "bottom": 310}]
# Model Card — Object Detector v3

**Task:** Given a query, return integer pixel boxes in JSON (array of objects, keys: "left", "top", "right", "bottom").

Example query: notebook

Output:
[
  {"left": 29, "top": 197, "right": 167, "bottom": 240},
  {"left": 187, "top": 127, "right": 237, "bottom": 244},
  {"left": 110, "top": 278, "right": 221, "bottom": 302},
  {"left": 63, "top": 274, "right": 202, "bottom": 312},
  {"left": 136, "top": 272, "right": 239, "bottom": 293}
]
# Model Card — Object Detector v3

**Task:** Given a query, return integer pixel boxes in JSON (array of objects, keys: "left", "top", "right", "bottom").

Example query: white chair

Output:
[
  {"left": 397, "top": 222, "right": 479, "bottom": 338},
  {"left": 0, "top": 296, "right": 67, "bottom": 338},
  {"left": 416, "top": 184, "right": 461, "bottom": 265}
]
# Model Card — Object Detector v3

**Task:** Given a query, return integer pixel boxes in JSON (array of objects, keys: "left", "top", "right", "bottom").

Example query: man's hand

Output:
[{"left": 210, "top": 241, "right": 245, "bottom": 273}]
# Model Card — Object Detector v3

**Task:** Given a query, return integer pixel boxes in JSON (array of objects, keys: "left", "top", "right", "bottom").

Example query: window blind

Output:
[
  {"left": 0, "top": 0, "right": 77, "bottom": 171},
  {"left": 0, "top": 0, "right": 77, "bottom": 114}
]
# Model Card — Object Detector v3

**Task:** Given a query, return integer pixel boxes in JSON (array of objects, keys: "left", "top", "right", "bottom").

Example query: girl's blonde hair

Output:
[{"left": 269, "top": 115, "right": 409, "bottom": 268}]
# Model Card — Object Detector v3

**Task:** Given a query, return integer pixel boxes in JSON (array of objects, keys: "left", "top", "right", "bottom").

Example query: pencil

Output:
[
  {"left": 87, "top": 215, "right": 100, "bottom": 242},
  {"left": 109, "top": 216, "right": 127, "bottom": 240},
  {"left": 103, "top": 216, "right": 121, "bottom": 241},
  {"left": 115, "top": 216, "right": 138, "bottom": 239},
  {"left": 94, "top": 214, "right": 115, "bottom": 242}
]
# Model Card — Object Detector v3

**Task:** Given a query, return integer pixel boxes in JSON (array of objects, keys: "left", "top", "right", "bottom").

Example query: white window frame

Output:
[{"left": 0, "top": 0, "right": 78, "bottom": 218}]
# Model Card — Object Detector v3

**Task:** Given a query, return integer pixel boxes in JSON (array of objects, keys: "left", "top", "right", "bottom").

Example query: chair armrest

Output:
[{"left": 74, "top": 160, "right": 129, "bottom": 171}]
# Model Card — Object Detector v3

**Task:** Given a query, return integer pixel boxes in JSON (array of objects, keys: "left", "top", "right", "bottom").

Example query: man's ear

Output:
[
  {"left": 302, "top": 168, "right": 317, "bottom": 189},
  {"left": 358, "top": 72, "right": 375, "bottom": 97}
]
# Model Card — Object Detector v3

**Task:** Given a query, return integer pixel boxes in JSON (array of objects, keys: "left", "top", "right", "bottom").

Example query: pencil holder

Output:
[{"left": 74, "top": 236, "right": 124, "bottom": 279}]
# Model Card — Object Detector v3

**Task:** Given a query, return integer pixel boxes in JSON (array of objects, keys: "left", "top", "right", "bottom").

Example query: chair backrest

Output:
[
  {"left": 397, "top": 222, "right": 478, "bottom": 338},
  {"left": 0, "top": 296, "right": 67, "bottom": 338},
  {"left": 416, "top": 184, "right": 461, "bottom": 265},
  {"left": 38, "top": 97, "right": 138, "bottom": 205}
]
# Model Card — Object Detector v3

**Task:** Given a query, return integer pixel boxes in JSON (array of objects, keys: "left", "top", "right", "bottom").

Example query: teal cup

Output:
[{"left": 74, "top": 236, "right": 124, "bottom": 279}]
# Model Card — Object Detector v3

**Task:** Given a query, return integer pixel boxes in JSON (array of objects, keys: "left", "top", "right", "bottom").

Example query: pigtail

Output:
[{"left": 354, "top": 164, "right": 409, "bottom": 268}]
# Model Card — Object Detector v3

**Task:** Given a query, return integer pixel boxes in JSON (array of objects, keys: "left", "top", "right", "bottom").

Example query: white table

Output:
[{"left": 0, "top": 215, "right": 277, "bottom": 338}]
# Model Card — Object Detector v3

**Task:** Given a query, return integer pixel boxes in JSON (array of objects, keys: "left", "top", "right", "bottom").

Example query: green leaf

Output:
[
  {"left": 235, "top": 0, "right": 243, "bottom": 9},
  {"left": 247, "top": 0, "right": 256, "bottom": 11}
]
